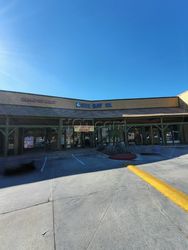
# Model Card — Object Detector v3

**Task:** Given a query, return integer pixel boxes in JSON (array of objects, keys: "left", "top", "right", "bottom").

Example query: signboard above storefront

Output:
[
  {"left": 0, "top": 90, "right": 180, "bottom": 111},
  {"left": 21, "top": 97, "right": 56, "bottom": 105},
  {"left": 76, "top": 102, "right": 112, "bottom": 109},
  {"left": 74, "top": 125, "right": 95, "bottom": 132}
]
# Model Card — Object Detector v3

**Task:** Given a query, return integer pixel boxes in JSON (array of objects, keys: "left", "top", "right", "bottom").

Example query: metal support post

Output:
[
  {"left": 160, "top": 117, "right": 165, "bottom": 145},
  {"left": 58, "top": 119, "right": 63, "bottom": 150},
  {"left": 124, "top": 119, "right": 128, "bottom": 150}
]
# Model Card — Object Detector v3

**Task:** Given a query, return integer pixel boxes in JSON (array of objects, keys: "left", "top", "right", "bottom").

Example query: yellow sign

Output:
[{"left": 74, "top": 125, "right": 94, "bottom": 132}]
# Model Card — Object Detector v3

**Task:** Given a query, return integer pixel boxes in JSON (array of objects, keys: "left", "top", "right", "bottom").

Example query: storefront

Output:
[{"left": 0, "top": 90, "right": 188, "bottom": 156}]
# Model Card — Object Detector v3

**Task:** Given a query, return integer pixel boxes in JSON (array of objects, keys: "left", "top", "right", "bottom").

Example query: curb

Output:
[{"left": 128, "top": 165, "right": 188, "bottom": 212}]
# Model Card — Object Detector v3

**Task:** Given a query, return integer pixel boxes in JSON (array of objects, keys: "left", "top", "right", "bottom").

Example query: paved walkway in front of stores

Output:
[{"left": 0, "top": 149, "right": 188, "bottom": 250}]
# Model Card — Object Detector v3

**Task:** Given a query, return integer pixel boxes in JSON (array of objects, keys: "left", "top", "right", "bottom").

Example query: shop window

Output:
[
  {"left": 73, "top": 132, "right": 82, "bottom": 147},
  {"left": 128, "top": 127, "right": 143, "bottom": 145},
  {"left": 24, "top": 136, "right": 34, "bottom": 149},
  {"left": 66, "top": 127, "right": 74, "bottom": 148},
  {"left": 23, "top": 128, "right": 46, "bottom": 151},
  {"left": 165, "top": 125, "right": 180, "bottom": 144}
]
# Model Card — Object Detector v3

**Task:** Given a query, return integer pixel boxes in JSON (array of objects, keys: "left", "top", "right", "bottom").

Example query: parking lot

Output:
[{"left": 0, "top": 148, "right": 188, "bottom": 250}]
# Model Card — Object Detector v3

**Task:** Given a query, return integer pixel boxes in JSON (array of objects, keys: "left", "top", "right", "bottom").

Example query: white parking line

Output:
[
  {"left": 72, "top": 154, "right": 86, "bottom": 166},
  {"left": 41, "top": 156, "right": 48, "bottom": 172},
  {"left": 97, "top": 154, "right": 108, "bottom": 159}
]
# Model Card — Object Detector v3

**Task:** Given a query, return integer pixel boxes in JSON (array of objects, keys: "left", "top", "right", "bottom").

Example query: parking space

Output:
[{"left": 0, "top": 149, "right": 188, "bottom": 250}]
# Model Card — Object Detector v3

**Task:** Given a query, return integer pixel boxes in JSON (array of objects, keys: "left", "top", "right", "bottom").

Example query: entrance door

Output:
[
  {"left": 81, "top": 132, "right": 92, "bottom": 148},
  {"left": 152, "top": 127, "right": 161, "bottom": 144},
  {"left": 83, "top": 133, "right": 91, "bottom": 147},
  {"left": 73, "top": 132, "right": 92, "bottom": 148},
  {"left": 73, "top": 125, "right": 95, "bottom": 148}
]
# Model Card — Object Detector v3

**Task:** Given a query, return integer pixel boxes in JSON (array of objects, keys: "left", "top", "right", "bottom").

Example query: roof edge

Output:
[{"left": 0, "top": 89, "right": 179, "bottom": 102}]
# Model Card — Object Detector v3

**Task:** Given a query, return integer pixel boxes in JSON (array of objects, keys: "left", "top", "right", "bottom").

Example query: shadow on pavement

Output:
[{"left": 0, "top": 146, "right": 188, "bottom": 189}]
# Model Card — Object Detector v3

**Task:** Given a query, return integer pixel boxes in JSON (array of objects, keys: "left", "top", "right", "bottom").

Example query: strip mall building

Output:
[{"left": 0, "top": 90, "right": 188, "bottom": 156}]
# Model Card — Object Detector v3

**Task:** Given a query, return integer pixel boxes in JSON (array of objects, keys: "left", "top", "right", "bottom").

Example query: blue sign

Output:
[
  {"left": 92, "top": 103, "right": 102, "bottom": 109},
  {"left": 105, "top": 103, "right": 112, "bottom": 107},
  {"left": 76, "top": 102, "right": 81, "bottom": 108},
  {"left": 76, "top": 102, "right": 91, "bottom": 108},
  {"left": 76, "top": 101, "right": 112, "bottom": 109}
]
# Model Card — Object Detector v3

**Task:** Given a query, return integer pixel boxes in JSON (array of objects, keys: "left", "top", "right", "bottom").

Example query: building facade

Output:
[{"left": 0, "top": 90, "right": 188, "bottom": 156}]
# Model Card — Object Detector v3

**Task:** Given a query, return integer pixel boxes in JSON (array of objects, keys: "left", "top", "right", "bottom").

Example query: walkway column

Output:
[
  {"left": 4, "top": 117, "right": 9, "bottom": 157},
  {"left": 57, "top": 119, "right": 63, "bottom": 150},
  {"left": 124, "top": 119, "right": 128, "bottom": 150},
  {"left": 14, "top": 128, "right": 19, "bottom": 155},
  {"left": 91, "top": 119, "right": 95, "bottom": 147},
  {"left": 160, "top": 117, "right": 165, "bottom": 145},
  {"left": 180, "top": 124, "right": 184, "bottom": 144},
  {"left": 150, "top": 125, "right": 154, "bottom": 145}
]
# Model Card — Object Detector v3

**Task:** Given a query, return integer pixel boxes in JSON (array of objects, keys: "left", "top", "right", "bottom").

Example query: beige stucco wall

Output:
[
  {"left": 179, "top": 91, "right": 188, "bottom": 110},
  {"left": 0, "top": 91, "right": 75, "bottom": 109},
  {"left": 0, "top": 91, "right": 179, "bottom": 110},
  {"left": 96, "top": 97, "right": 178, "bottom": 110}
]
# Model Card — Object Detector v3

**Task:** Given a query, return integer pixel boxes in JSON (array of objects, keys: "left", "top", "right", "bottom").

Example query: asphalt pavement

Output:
[{"left": 0, "top": 149, "right": 188, "bottom": 250}]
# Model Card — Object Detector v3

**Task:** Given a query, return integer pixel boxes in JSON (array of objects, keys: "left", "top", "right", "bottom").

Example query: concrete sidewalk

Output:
[{"left": 0, "top": 149, "right": 188, "bottom": 250}]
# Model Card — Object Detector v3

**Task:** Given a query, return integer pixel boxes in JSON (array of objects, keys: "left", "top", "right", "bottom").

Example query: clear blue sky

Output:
[{"left": 0, "top": 0, "right": 187, "bottom": 100}]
